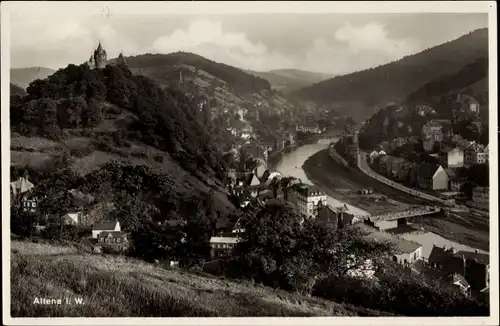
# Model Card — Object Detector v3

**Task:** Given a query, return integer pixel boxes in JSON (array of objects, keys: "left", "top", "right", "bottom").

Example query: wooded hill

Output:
[
  {"left": 107, "top": 52, "right": 272, "bottom": 95},
  {"left": 358, "top": 56, "right": 489, "bottom": 150},
  {"left": 292, "top": 29, "right": 488, "bottom": 121}
]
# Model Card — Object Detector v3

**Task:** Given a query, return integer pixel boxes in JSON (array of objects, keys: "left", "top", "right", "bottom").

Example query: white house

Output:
[
  {"left": 62, "top": 212, "right": 83, "bottom": 226},
  {"left": 391, "top": 238, "right": 423, "bottom": 266},
  {"left": 92, "top": 220, "right": 121, "bottom": 238},
  {"left": 209, "top": 233, "right": 241, "bottom": 259},
  {"left": 369, "top": 150, "right": 380, "bottom": 161},
  {"left": 439, "top": 148, "right": 464, "bottom": 168},
  {"left": 291, "top": 184, "right": 328, "bottom": 218}
]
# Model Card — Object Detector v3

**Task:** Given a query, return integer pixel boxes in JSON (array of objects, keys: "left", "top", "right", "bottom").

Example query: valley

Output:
[{"left": 7, "top": 18, "right": 492, "bottom": 319}]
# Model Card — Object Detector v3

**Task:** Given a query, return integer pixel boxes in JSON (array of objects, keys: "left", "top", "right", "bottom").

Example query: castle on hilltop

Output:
[{"left": 87, "top": 42, "right": 108, "bottom": 69}]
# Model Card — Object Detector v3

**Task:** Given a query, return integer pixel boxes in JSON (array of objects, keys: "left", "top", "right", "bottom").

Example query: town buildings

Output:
[
  {"left": 428, "top": 245, "right": 489, "bottom": 293},
  {"left": 464, "top": 142, "right": 488, "bottom": 166},
  {"left": 289, "top": 184, "right": 328, "bottom": 219},
  {"left": 438, "top": 148, "right": 465, "bottom": 168},
  {"left": 377, "top": 155, "right": 405, "bottom": 179}
]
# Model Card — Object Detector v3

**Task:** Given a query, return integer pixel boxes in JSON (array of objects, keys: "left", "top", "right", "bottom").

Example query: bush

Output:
[
  {"left": 313, "top": 274, "right": 489, "bottom": 316},
  {"left": 154, "top": 155, "right": 164, "bottom": 163}
]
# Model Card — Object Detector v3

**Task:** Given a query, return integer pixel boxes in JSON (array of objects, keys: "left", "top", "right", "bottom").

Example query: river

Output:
[{"left": 274, "top": 140, "right": 488, "bottom": 259}]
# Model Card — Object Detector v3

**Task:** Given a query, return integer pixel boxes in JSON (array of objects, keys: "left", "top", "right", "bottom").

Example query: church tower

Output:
[{"left": 93, "top": 42, "right": 107, "bottom": 69}]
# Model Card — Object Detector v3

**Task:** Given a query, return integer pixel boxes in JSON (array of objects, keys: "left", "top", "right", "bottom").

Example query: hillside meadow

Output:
[{"left": 9, "top": 240, "right": 390, "bottom": 317}]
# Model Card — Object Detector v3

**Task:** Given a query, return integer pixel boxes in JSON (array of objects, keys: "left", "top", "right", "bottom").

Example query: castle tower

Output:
[
  {"left": 93, "top": 42, "right": 107, "bottom": 69},
  {"left": 117, "top": 52, "right": 127, "bottom": 67}
]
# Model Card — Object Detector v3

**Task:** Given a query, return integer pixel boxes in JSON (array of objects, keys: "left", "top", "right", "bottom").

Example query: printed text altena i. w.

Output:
[{"left": 32, "top": 297, "right": 84, "bottom": 305}]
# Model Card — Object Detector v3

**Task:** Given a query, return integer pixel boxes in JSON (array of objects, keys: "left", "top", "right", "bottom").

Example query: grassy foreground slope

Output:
[{"left": 10, "top": 240, "right": 391, "bottom": 317}]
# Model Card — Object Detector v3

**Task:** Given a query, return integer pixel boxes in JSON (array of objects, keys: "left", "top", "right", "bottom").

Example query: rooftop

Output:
[
  {"left": 356, "top": 224, "right": 422, "bottom": 254},
  {"left": 93, "top": 220, "right": 119, "bottom": 231}
]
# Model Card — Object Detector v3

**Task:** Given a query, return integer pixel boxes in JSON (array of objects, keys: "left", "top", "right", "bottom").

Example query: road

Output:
[{"left": 358, "top": 151, "right": 446, "bottom": 205}]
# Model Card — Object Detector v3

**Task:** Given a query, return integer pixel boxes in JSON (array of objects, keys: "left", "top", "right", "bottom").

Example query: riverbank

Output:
[
  {"left": 303, "top": 149, "right": 423, "bottom": 214},
  {"left": 302, "top": 149, "right": 489, "bottom": 251}
]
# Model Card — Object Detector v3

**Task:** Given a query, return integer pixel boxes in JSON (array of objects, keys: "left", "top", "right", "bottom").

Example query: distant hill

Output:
[
  {"left": 107, "top": 52, "right": 271, "bottom": 95},
  {"left": 406, "top": 57, "right": 488, "bottom": 106},
  {"left": 292, "top": 29, "right": 488, "bottom": 121},
  {"left": 10, "top": 83, "right": 27, "bottom": 97},
  {"left": 11, "top": 67, "right": 55, "bottom": 89},
  {"left": 247, "top": 69, "right": 336, "bottom": 93}
]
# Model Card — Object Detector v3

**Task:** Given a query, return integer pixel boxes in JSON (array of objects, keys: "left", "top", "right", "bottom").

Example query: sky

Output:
[{"left": 6, "top": 3, "right": 489, "bottom": 74}]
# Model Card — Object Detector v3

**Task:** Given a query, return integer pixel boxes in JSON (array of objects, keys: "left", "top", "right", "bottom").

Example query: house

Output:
[
  {"left": 415, "top": 163, "right": 448, "bottom": 191},
  {"left": 377, "top": 155, "right": 393, "bottom": 176},
  {"left": 390, "top": 137, "right": 407, "bottom": 151},
  {"left": 463, "top": 96, "right": 480, "bottom": 114},
  {"left": 471, "top": 187, "right": 489, "bottom": 211},
  {"left": 92, "top": 220, "right": 121, "bottom": 238},
  {"left": 10, "top": 173, "right": 35, "bottom": 196},
  {"left": 290, "top": 184, "right": 328, "bottom": 218},
  {"left": 438, "top": 148, "right": 464, "bottom": 168},
  {"left": 415, "top": 104, "right": 435, "bottom": 116},
  {"left": 97, "top": 231, "right": 129, "bottom": 251},
  {"left": 317, "top": 204, "right": 355, "bottom": 229},
  {"left": 421, "top": 120, "right": 444, "bottom": 152},
  {"left": 20, "top": 193, "right": 38, "bottom": 213},
  {"left": 62, "top": 212, "right": 84, "bottom": 225},
  {"left": 428, "top": 245, "right": 490, "bottom": 292},
  {"left": 360, "top": 224, "right": 423, "bottom": 266},
  {"left": 445, "top": 168, "right": 468, "bottom": 191},
  {"left": 397, "top": 161, "right": 416, "bottom": 184},
  {"left": 209, "top": 232, "right": 241, "bottom": 259},
  {"left": 450, "top": 273, "right": 471, "bottom": 296},
  {"left": 464, "top": 142, "right": 487, "bottom": 166},
  {"left": 391, "top": 237, "right": 423, "bottom": 266},
  {"left": 369, "top": 150, "right": 380, "bottom": 161}
]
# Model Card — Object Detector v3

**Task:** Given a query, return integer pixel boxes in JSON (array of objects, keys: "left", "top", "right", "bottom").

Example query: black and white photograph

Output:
[{"left": 1, "top": 1, "right": 498, "bottom": 324}]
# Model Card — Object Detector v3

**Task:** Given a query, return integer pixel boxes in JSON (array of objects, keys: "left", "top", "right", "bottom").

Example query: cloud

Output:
[
  {"left": 152, "top": 19, "right": 296, "bottom": 71},
  {"left": 334, "top": 22, "right": 419, "bottom": 62},
  {"left": 10, "top": 15, "right": 141, "bottom": 68}
]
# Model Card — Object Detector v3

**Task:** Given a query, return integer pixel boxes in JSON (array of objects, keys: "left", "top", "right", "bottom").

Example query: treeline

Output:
[
  {"left": 406, "top": 57, "right": 488, "bottom": 104},
  {"left": 10, "top": 62, "right": 227, "bottom": 177},
  {"left": 122, "top": 52, "right": 272, "bottom": 95}
]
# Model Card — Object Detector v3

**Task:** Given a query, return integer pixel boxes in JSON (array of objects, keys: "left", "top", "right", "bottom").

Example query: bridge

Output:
[
  {"left": 317, "top": 137, "right": 338, "bottom": 144},
  {"left": 360, "top": 206, "right": 441, "bottom": 229}
]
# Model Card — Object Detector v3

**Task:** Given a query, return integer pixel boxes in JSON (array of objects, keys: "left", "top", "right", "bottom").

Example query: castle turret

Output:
[{"left": 93, "top": 42, "right": 107, "bottom": 69}]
